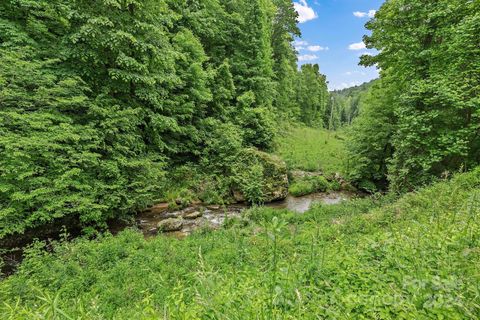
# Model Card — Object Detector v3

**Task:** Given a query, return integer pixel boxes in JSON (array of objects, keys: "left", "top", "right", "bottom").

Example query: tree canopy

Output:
[{"left": 0, "top": 0, "right": 329, "bottom": 238}]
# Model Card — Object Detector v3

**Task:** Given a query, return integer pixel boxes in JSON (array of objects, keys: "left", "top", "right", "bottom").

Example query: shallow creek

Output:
[{"left": 120, "top": 191, "right": 353, "bottom": 238}]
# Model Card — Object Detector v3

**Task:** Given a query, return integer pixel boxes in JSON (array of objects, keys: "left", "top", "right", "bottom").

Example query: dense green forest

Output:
[
  {"left": 1, "top": 0, "right": 480, "bottom": 318},
  {"left": 0, "top": 0, "right": 330, "bottom": 238},
  {"left": 327, "top": 80, "right": 375, "bottom": 129}
]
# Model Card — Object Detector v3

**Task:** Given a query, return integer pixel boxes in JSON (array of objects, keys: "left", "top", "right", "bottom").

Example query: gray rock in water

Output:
[
  {"left": 183, "top": 211, "right": 203, "bottom": 220},
  {"left": 157, "top": 218, "right": 183, "bottom": 232}
]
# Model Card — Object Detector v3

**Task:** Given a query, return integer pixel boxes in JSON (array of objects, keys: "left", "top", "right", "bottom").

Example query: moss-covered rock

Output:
[
  {"left": 231, "top": 148, "right": 288, "bottom": 203},
  {"left": 157, "top": 218, "right": 183, "bottom": 232}
]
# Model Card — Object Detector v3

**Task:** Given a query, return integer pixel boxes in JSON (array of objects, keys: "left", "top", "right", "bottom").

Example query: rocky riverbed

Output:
[{"left": 115, "top": 191, "right": 354, "bottom": 238}]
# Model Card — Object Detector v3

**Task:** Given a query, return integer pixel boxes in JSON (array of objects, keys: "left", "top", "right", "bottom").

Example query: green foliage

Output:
[
  {"left": 198, "top": 118, "right": 243, "bottom": 169},
  {"left": 289, "top": 176, "right": 330, "bottom": 197},
  {"left": 351, "top": 0, "right": 480, "bottom": 192},
  {"left": 0, "top": 0, "right": 310, "bottom": 237},
  {"left": 347, "top": 78, "right": 396, "bottom": 190},
  {"left": 158, "top": 147, "right": 288, "bottom": 206},
  {"left": 0, "top": 49, "right": 166, "bottom": 237},
  {"left": 238, "top": 106, "right": 277, "bottom": 150},
  {"left": 271, "top": 0, "right": 301, "bottom": 119},
  {"left": 296, "top": 64, "right": 329, "bottom": 127},
  {"left": 233, "top": 160, "right": 266, "bottom": 204},
  {"left": 231, "top": 148, "right": 288, "bottom": 204},
  {"left": 327, "top": 80, "right": 375, "bottom": 129},
  {"left": 2, "top": 168, "right": 479, "bottom": 318},
  {"left": 275, "top": 126, "right": 347, "bottom": 175},
  {"left": 288, "top": 180, "right": 316, "bottom": 197}
]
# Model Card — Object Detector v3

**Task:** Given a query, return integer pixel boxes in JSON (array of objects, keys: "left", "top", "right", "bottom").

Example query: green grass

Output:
[
  {"left": 275, "top": 126, "right": 347, "bottom": 175},
  {"left": 1, "top": 168, "right": 479, "bottom": 319}
]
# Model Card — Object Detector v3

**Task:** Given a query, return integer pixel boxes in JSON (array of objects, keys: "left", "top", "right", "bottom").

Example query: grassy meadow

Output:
[
  {"left": 1, "top": 168, "right": 479, "bottom": 319},
  {"left": 275, "top": 126, "right": 347, "bottom": 175}
]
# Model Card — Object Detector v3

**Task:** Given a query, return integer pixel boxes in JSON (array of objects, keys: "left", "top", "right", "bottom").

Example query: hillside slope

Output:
[{"left": 1, "top": 168, "right": 479, "bottom": 319}]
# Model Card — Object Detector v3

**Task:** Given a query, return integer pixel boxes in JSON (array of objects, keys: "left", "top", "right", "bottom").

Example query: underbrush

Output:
[
  {"left": 160, "top": 147, "right": 288, "bottom": 207},
  {"left": 289, "top": 175, "right": 334, "bottom": 197},
  {"left": 1, "top": 169, "right": 479, "bottom": 319}
]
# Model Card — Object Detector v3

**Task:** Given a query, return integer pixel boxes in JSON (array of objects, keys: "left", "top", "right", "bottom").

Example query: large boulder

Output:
[{"left": 231, "top": 148, "right": 289, "bottom": 203}]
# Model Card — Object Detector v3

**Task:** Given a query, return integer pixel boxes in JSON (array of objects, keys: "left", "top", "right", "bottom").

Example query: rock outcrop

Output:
[{"left": 231, "top": 148, "right": 289, "bottom": 203}]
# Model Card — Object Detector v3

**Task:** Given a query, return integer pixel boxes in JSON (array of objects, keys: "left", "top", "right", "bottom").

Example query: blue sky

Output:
[{"left": 293, "top": 0, "right": 384, "bottom": 90}]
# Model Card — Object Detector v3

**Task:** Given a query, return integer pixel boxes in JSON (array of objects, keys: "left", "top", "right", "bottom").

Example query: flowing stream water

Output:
[
  {"left": 120, "top": 191, "right": 354, "bottom": 238},
  {"left": 1, "top": 191, "right": 354, "bottom": 276}
]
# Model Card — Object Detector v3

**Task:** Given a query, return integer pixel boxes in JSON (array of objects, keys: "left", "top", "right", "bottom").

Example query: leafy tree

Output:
[
  {"left": 328, "top": 80, "right": 375, "bottom": 128},
  {"left": 351, "top": 0, "right": 480, "bottom": 192},
  {"left": 296, "top": 64, "right": 328, "bottom": 127},
  {"left": 271, "top": 0, "right": 301, "bottom": 117},
  {"left": 347, "top": 78, "right": 397, "bottom": 191}
]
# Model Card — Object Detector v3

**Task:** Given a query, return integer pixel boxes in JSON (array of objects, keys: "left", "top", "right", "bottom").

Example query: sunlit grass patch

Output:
[{"left": 275, "top": 126, "right": 347, "bottom": 175}]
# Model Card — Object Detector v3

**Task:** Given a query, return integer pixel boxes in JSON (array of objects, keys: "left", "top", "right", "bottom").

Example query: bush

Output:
[
  {"left": 358, "top": 179, "right": 378, "bottom": 193},
  {"left": 289, "top": 176, "right": 331, "bottom": 197},
  {"left": 289, "top": 180, "right": 315, "bottom": 196}
]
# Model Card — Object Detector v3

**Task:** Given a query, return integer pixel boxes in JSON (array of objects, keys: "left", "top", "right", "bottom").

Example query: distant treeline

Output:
[{"left": 327, "top": 80, "right": 375, "bottom": 130}]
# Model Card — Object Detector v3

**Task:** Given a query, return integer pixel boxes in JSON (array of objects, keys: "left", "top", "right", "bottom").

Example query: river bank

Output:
[{"left": 1, "top": 189, "right": 356, "bottom": 276}]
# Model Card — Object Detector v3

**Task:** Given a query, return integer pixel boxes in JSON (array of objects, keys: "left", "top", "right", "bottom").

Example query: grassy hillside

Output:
[
  {"left": 275, "top": 126, "right": 347, "bottom": 175},
  {"left": 1, "top": 168, "right": 479, "bottom": 319}
]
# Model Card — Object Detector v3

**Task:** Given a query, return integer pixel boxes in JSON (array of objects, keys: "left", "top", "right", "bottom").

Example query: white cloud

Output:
[
  {"left": 307, "top": 45, "right": 329, "bottom": 52},
  {"left": 348, "top": 42, "right": 366, "bottom": 50},
  {"left": 298, "top": 54, "right": 319, "bottom": 62},
  {"left": 293, "top": 0, "right": 318, "bottom": 23},
  {"left": 353, "top": 10, "right": 376, "bottom": 18},
  {"left": 294, "top": 40, "right": 307, "bottom": 51},
  {"left": 353, "top": 11, "right": 367, "bottom": 18},
  {"left": 293, "top": 40, "right": 330, "bottom": 56},
  {"left": 295, "top": 40, "right": 308, "bottom": 46},
  {"left": 295, "top": 40, "right": 329, "bottom": 53}
]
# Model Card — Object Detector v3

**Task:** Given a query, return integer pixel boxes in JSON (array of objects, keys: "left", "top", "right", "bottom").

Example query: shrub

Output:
[
  {"left": 231, "top": 148, "right": 288, "bottom": 204},
  {"left": 289, "top": 180, "right": 315, "bottom": 197},
  {"left": 289, "top": 176, "right": 331, "bottom": 196}
]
